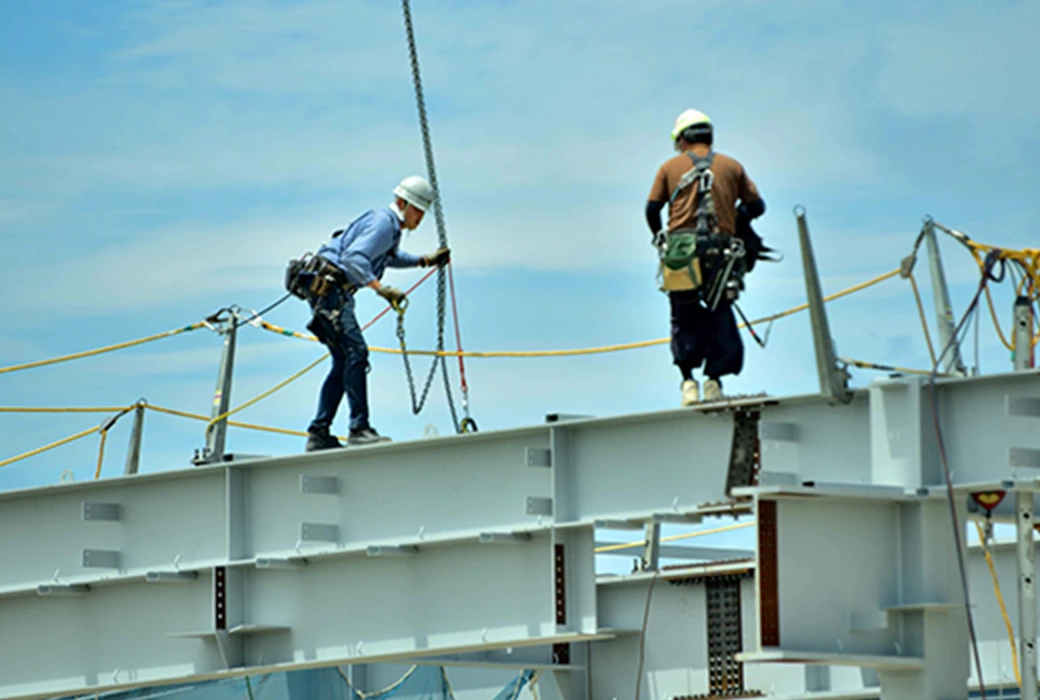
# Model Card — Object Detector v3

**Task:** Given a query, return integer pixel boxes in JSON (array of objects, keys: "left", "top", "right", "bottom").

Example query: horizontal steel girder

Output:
[
  {"left": 757, "top": 369, "right": 1040, "bottom": 491},
  {"left": 0, "top": 401, "right": 765, "bottom": 593},
  {"left": 0, "top": 369, "right": 1035, "bottom": 699},
  {"left": 0, "top": 528, "right": 600, "bottom": 700},
  {"left": 0, "top": 371, "right": 1034, "bottom": 595}
]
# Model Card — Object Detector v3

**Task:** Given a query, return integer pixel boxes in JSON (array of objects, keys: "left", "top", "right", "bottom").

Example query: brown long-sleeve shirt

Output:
[{"left": 648, "top": 150, "right": 762, "bottom": 235}]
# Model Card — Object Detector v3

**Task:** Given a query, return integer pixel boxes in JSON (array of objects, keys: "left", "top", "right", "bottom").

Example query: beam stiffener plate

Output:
[{"left": 0, "top": 529, "right": 598, "bottom": 700}]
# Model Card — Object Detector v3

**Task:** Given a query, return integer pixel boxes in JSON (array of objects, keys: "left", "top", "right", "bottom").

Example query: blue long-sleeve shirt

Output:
[{"left": 317, "top": 207, "right": 423, "bottom": 287}]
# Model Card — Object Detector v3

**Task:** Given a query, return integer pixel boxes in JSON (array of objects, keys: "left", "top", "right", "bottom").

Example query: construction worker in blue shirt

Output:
[{"left": 305, "top": 175, "right": 450, "bottom": 451}]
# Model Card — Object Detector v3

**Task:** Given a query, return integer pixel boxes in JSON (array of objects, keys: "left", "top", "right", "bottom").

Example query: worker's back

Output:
[{"left": 649, "top": 150, "right": 761, "bottom": 235}]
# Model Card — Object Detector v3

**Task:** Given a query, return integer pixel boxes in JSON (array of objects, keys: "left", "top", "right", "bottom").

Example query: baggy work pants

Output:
[
  {"left": 668, "top": 289, "right": 744, "bottom": 380},
  {"left": 306, "top": 287, "right": 371, "bottom": 433}
]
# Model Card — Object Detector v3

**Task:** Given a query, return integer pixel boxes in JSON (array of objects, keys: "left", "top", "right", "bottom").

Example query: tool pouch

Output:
[
  {"left": 285, "top": 254, "right": 344, "bottom": 300},
  {"left": 285, "top": 254, "right": 314, "bottom": 299},
  {"left": 659, "top": 229, "right": 703, "bottom": 292}
]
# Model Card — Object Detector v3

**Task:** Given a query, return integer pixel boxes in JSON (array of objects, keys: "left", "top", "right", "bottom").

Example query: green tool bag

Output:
[
  {"left": 662, "top": 230, "right": 698, "bottom": 271},
  {"left": 659, "top": 228, "right": 703, "bottom": 292}
]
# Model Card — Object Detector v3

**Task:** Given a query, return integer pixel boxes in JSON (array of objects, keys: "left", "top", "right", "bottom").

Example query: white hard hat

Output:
[
  {"left": 670, "top": 108, "right": 713, "bottom": 142},
  {"left": 393, "top": 175, "right": 435, "bottom": 212}
]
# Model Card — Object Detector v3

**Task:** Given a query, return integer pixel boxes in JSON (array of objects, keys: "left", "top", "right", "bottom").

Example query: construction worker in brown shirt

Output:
[{"left": 646, "top": 109, "right": 766, "bottom": 405}]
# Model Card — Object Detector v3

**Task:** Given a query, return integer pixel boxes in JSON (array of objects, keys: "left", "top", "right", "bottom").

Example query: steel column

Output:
[
  {"left": 1019, "top": 490, "right": 1038, "bottom": 700},
  {"left": 641, "top": 521, "right": 661, "bottom": 573},
  {"left": 124, "top": 403, "right": 146, "bottom": 476},
  {"left": 195, "top": 313, "right": 237, "bottom": 466},
  {"left": 924, "top": 219, "right": 967, "bottom": 376},
  {"left": 1015, "top": 296, "right": 1036, "bottom": 371},
  {"left": 794, "top": 206, "right": 852, "bottom": 405}
]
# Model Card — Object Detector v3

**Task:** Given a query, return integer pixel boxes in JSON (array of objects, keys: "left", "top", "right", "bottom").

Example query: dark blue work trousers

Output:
[
  {"left": 306, "top": 287, "right": 371, "bottom": 434},
  {"left": 669, "top": 290, "right": 744, "bottom": 381}
]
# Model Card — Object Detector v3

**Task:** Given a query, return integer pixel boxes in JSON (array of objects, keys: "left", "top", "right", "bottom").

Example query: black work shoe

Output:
[
  {"left": 348, "top": 427, "right": 392, "bottom": 446},
  {"left": 306, "top": 430, "right": 343, "bottom": 452}
]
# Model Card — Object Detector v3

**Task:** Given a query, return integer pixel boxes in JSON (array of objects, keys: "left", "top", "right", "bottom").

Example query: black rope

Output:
[
  {"left": 400, "top": 0, "right": 460, "bottom": 433},
  {"left": 926, "top": 253, "right": 1002, "bottom": 700},
  {"left": 731, "top": 301, "right": 769, "bottom": 348},
  {"left": 235, "top": 293, "right": 292, "bottom": 328}
]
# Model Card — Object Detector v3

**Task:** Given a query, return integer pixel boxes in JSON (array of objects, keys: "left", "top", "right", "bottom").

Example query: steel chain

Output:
[
  {"left": 400, "top": 0, "right": 461, "bottom": 432},
  {"left": 395, "top": 307, "right": 440, "bottom": 416}
]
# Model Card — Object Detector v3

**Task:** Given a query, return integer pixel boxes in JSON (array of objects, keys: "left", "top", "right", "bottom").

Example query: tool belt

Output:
[
  {"left": 658, "top": 229, "right": 746, "bottom": 308},
  {"left": 284, "top": 253, "right": 357, "bottom": 300}
]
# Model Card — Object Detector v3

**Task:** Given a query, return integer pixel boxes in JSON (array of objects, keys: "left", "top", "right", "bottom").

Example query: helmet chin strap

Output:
[{"left": 401, "top": 203, "right": 425, "bottom": 233}]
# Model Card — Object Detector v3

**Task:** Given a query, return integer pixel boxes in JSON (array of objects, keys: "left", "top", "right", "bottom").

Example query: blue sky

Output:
[{"left": 1, "top": 0, "right": 1037, "bottom": 562}]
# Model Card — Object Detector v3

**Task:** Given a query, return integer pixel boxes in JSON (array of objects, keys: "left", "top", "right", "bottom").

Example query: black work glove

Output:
[
  {"left": 376, "top": 285, "right": 406, "bottom": 305},
  {"left": 421, "top": 247, "right": 451, "bottom": 267}
]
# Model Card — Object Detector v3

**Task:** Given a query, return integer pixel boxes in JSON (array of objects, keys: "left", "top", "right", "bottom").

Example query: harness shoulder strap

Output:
[{"left": 668, "top": 150, "right": 716, "bottom": 205}]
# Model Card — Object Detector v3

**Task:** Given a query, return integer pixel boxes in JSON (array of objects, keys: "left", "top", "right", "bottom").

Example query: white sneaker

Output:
[
  {"left": 703, "top": 379, "right": 723, "bottom": 402},
  {"left": 681, "top": 379, "right": 699, "bottom": 406}
]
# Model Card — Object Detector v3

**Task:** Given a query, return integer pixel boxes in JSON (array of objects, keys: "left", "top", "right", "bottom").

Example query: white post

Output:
[{"left": 1019, "top": 490, "right": 1038, "bottom": 700}]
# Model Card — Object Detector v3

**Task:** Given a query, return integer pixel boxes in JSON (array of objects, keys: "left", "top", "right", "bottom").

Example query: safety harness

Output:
[
  {"left": 669, "top": 151, "right": 718, "bottom": 236},
  {"left": 657, "top": 151, "right": 744, "bottom": 309}
]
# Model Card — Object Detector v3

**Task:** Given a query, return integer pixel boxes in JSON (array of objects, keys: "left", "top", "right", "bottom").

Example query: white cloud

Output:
[
  {"left": 3, "top": 0, "right": 889, "bottom": 200},
  {"left": 1, "top": 0, "right": 1035, "bottom": 496},
  {"left": 10, "top": 0, "right": 1024, "bottom": 326},
  {"left": 109, "top": 1, "right": 407, "bottom": 95}
]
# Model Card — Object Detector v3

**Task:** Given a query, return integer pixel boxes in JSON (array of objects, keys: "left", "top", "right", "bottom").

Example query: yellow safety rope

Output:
[
  {"left": 0, "top": 262, "right": 960, "bottom": 472},
  {"left": 144, "top": 401, "right": 345, "bottom": 438},
  {"left": 907, "top": 272, "right": 938, "bottom": 366},
  {"left": 259, "top": 269, "right": 903, "bottom": 358},
  {"left": 0, "top": 425, "right": 100, "bottom": 469},
  {"left": 594, "top": 521, "right": 754, "bottom": 554},
  {"left": 0, "top": 323, "right": 206, "bottom": 376},
  {"left": 259, "top": 320, "right": 314, "bottom": 342},
  {"left": 839, "top": 358, "right": 946, "bottom": 377},
  {"left": 0, "top": 406, "right": 132, "bottom": 414},
  {"left": 0, "top": 404, "right": 346, "bottom": 471},
  {"left": 94, "top": 430, "right": 108, "bottom": 480},
  {"left": 983, "top": 285, "right": 1015, "bottom": 351},
  {"left": 203, "top": 353, "right": 329, "bottom": 436},
  {"left": 974, "top": 520, "right": 1022, "bottom": 689},
  {"left": 336, "top": 665, "right": 418, "bottom": 697},
  {"left": 952, "top": 233, "right": 1040, "bottom": 351},
  {"left": 207, "top": 268, "right": 902, "bottom": 437}
]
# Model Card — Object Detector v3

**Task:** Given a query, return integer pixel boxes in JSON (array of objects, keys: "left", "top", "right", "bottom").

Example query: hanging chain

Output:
[
  {"left": 394, "top": 304, "right": 440, "bottom": 415},
  {"left": 400, "top": 0, "right": 460, "bottom": 433}
]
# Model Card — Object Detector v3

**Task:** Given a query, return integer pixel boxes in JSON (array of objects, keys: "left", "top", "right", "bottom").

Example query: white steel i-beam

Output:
[
  {"left": 0, "top": 370, "right": 1036, "bottom": 699},
  {"left": 738, "top": 368, "right": 1040, "bottom": 700}
]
